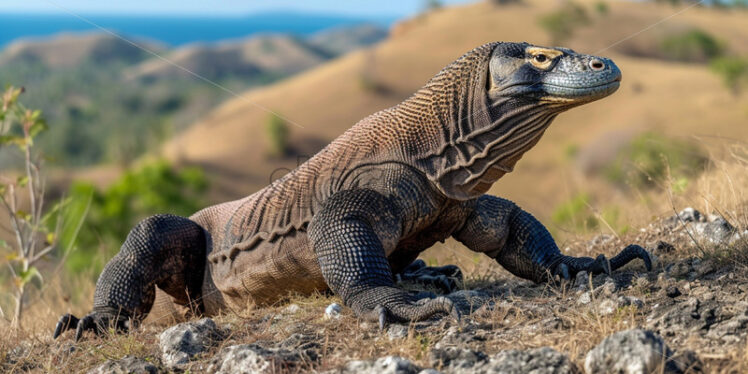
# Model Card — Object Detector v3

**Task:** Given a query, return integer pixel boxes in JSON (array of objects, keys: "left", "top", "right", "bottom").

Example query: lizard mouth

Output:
[{"left": 540, "top": 75, "right": 621, "bottom": 102}]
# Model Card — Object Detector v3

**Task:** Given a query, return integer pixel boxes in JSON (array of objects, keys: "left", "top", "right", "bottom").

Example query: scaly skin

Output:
[{"left": 54, "top": 42, "right": 651, "bottom": 339}]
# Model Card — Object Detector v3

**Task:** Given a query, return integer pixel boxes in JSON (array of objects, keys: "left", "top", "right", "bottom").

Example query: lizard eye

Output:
[{"left": 529, "top": 52, "right": 554, "bottom": 70}]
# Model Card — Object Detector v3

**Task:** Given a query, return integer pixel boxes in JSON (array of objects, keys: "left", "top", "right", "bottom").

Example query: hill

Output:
[
  {"left": 161, "top": 0, "right": 748, "bottom": 228},
  {"left": 0, "top": 24, "right": 387, "bottom": 167},
  {"left": 0, "top": 32, "right": 163, "bottom": 68}
]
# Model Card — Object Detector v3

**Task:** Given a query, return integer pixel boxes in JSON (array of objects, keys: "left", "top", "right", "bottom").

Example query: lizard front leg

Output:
[
  {"left": 309, "top": 189, "right": 458, "bottom": 328},
  {"left": 453, "top": 195, "right": 651, "bottom": 283},
  {"left": 53, "top": 214, "right": 206, "bottom": 340}
]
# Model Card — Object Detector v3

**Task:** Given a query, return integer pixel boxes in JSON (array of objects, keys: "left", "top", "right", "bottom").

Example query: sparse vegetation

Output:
[
  {"left": 538, "top": 2, "right": 590, "bottom": 45},
  {"left": 594, "top": 1, "right": 610, "bottom": 16},
  {"left": 710, "top": 56, "right": 748, "bottom": 95},
  {"left": 602, "top": 132, "right": 709, "bottom": 190},
  {"left": 660, "top": 29, "right": 726, "bottom": 63},
  {"left": 0, "top": 87, "right": 88, "bottom": 329},
  {"left": 266, "top": 113, "right": 290, "bottom": 157}
]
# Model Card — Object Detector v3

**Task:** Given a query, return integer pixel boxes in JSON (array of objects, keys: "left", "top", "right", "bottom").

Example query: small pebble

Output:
[
  {"left": 666, "top": 286, "right": 681, "bottom": 298},
  {"left": 325, "top": 303, "right": 342, "bottom": 319},
  {"left": 284, "top": 303, "right": 300, "bottom": 314}
]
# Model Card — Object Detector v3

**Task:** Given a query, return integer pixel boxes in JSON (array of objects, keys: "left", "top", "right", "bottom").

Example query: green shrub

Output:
[
  {"left": 594, "top": 1, "right": 610, "bottom": 15},
  {"left": 602, "top": 132, "right": 708, "bottom": 190},
  {"left": 67, "top": 160, "right": 208, "bottom": 274},
  {"left": 552, "top": 193, "right": 598, "bottom": 232},
  {"left": 266, "top": 113, "right": 290, "bottom": 157},
  {"left": 710, "top": 56, "right": 748, "bottom": 95},
  {"left": 660, "top": 29, "right": 725, "bottom": 63},
  {"left": 538, "top": 2, "right": 590, "bottom": 45}
]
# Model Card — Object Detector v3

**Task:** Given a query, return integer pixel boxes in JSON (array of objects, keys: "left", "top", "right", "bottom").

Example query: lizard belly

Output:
[{"left": 210, "top": 228, "right": 327, "bottom": 313}]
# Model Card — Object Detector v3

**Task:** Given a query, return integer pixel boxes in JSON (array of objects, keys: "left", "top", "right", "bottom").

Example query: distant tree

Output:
[
  {"left": 266, "top": 113, "right": 290, "bottom": 157},
  {"left": 424, "top": 0, "right": 443, "bottom": 11},
  {"left": 594, "top": 1, "right": 610, "bottom": 15},
  {"left": 660, "top": 29, "right": 725, "bottom": 63},
  {"left": 710, "top": 56, "right": 748, "bottom": 95}
]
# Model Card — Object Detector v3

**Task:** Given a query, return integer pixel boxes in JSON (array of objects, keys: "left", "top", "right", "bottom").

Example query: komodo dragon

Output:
[{"left": 54, "top": 42, "right": 651, "bottom": 340}]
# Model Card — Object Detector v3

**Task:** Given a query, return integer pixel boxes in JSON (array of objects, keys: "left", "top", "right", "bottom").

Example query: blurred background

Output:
[{"left": 0, "top": 0, "right": 747, "bottom": 329}]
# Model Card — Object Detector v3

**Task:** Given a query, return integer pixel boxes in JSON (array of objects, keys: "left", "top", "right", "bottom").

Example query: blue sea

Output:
[{"left": 0, "top": 12, "right": 396, "bottom": 47}]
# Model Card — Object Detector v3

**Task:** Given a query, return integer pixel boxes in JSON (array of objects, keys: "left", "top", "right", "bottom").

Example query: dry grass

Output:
[
  {"left": 2, "top": 1, "right": 748, "bottom": 372},
  {"left": 1, "top": 147, "right": 746, "bottom": 372}
]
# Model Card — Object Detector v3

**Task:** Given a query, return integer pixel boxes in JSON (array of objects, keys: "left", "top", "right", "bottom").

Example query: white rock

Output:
[
  {"left": 585, "top": 329, "right": 679, "bottom": 374},
  {"left": 325, "top": 303, "right": 342, "bottom": 319},
  {"left": 284, "top": 303, "right": 300, "bottom": 314},
  {"left": 207, "top": 344, "right": 269, "bottom": 374}
]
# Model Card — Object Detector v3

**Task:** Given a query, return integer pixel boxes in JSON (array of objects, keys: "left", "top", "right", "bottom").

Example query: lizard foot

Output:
[
  {"left": 397, "top": 259, "right": 463, "bottom": 294},
  {"left": 552, "top": 244, "right": 652, "bottom": 282},
  {"left": 358, "top": 294, "right": 460, "bottom": 330},
  {"left": 53, "top": 308, "right": 131, "bottom": 341}
]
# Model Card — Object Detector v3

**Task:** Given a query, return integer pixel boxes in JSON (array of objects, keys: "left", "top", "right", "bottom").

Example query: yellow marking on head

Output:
[{"left": 526, "top": 47, "right": 563, "bottom": 70}]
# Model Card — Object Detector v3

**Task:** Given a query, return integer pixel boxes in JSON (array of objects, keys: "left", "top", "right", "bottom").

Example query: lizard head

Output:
[
  {"left": 406, "top": 42, "right": 622, "bottom": 200},
  {"left": 487, "top": 43, "right": 621, "bottom": 108}
]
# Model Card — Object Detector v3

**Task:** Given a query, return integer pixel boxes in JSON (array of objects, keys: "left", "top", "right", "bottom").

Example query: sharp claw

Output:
[
  {"left": 632, "top": 245, "right": 653, "bottom": 271},
  {"left": 377, "top": 306, "right": 387, "bottom": 331},
  {"left": 75, "top": 316, "right": 93, "bottom": 341},
  {"left": 594, "top": 254, "right": 611, "bottom": 275},
  {"left": 559, "top": 263, "right": 570, "bottom": 281},
  {"left": 53, "top": 314, "right": 79, "bottom": 339}
]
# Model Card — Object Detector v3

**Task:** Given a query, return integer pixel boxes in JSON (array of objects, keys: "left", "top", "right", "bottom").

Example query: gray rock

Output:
[
  {"left": 485, "top": 347, "right": 580, "bottom": 374},
  {"left": 87, "top": 356, "right": 159, "bottom": 374},
  {"left": 666, "top": 286, "right": 681, "bottom": 298},
  {"left": 388, "top": 324, "right": 409, "bottom": 340},
  {"left": 597, "top": 299, "right": 618, "bottom": 316},
  {"left": 429, "top": 347, "right": 487, "bottom": 370},
  {"left": 702, "top": 217, "right": 735, "bottom": 243},
  {"left": 618, "top": 296, "right": 644, "bottom": 309},
  {"left": 574, "top": 271, "right": 590, "bottom": 291},
  {"left": 584, "top": 329, "right": 693, "bottom": 374},
  {"left": 673, "top": 208, "right": 705, "bottom": 224},
  {"left": 207, "top": 345, "right": 270, "bottom": 374},
  {"left": 418, "top": 369, "right": 442, "bottom": 374},
  {"left": 158, "top": 318, "right": 223, "bottom": 369},
  {"left": 339, "top": 356, "right": 421, "bottom": 374},
  {"left": 577, "top": 291, "right": 592, "bottom": 305},
  {"left": 652, "top": 240, "right": 675, "bottom": 254}
]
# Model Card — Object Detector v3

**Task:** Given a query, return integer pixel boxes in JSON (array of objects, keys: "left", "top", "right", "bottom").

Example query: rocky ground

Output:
[{"left": 2, "top": 207, "right": 747, "bottom": 373}]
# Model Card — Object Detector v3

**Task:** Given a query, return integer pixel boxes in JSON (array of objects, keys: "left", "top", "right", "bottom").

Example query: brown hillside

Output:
[
  {"left": 0, "top": 32, "right": 163, "bottom": 68},
  {"left": 162, "top": 0, "right": 748, "bottom": 225},
  {"left": 126, "top": 35, "right": 327, "bottom": 81}
]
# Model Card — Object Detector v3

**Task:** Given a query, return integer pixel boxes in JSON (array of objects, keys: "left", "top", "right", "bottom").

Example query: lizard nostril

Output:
[{"left": 589, "top": 58, "right": 605, "bottom": 71}]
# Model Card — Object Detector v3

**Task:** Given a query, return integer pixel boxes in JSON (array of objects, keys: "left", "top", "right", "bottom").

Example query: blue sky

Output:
[{"left": 0, "top": 0, "right": 476, "bottom": 17}]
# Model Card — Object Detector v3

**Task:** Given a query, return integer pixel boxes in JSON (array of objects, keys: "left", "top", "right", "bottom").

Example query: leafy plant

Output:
[
  {"left": 710, "top": 56, "right": 748, "bottom": 95},
  {"left": 660, "top": 29, "right": 725, "bottom": 63},
  {"left": 266, "top": 113, "right": 290, "bottom": 157},
  {"left": 68, "top": 160, "right": 207, "bottom": 274},
  {"left": 538, "top": 2, "right": 590, "bottom": 45},
  {"left": 0, "top": 86, "right": 89, "bottom": 329}
]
